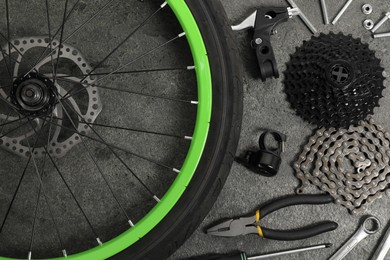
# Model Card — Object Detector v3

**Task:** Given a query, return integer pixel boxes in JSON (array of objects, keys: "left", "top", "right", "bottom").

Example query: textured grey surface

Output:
[
  {"left": 171, "top": 0, "right": 390, "bottom": 260},
  {"left": 0, "top": 0, "right": 390, "bottom": 259}
]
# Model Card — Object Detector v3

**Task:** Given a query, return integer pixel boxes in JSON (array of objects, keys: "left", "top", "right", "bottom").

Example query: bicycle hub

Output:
[{"left": 11, "top": 73, "right": 57, "bottom": 116}]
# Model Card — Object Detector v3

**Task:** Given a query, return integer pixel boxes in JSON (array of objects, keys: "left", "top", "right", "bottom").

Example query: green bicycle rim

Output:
[{"left": 0, "top": 0, "right": 212, "bottom": 259}]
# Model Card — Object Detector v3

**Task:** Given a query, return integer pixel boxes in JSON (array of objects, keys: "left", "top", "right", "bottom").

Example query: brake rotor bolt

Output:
[
  {"left": 363, "top": 19, "right": 374, "bottom": 30},
  {"left": 255, "top": 38, "right": 263, "bottom": 45},
  {"left": 362, "top": 4, "right": 373, "bottom": 15}
]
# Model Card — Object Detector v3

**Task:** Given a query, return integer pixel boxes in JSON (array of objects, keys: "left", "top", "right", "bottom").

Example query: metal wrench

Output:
[
  {"left": 372, "top": 222, "right": 390, "bottom": 260},
  {"left": 329, "top": 216, "right": 381, "bottom": 260}
]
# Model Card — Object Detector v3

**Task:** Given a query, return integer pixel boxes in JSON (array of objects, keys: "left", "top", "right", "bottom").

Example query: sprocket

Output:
[{"left": 284, "top": 32, "right": 385, "bottom": 128}]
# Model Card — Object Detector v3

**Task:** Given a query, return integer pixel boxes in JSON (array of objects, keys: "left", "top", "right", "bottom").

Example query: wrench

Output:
[
  {"left": 372, "top": 222, "right": 390, "bottom": 260},
  {"left": 329, "top": 216, "right": 381, "bottom": 260}
]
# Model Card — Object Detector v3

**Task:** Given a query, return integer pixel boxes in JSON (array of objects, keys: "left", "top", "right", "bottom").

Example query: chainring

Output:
[
  {"left": 284, "top": 32, "right": 385, "bottom": 128},
  {"left": 295, "top": 118, "right": 390, "bottom": 214}
]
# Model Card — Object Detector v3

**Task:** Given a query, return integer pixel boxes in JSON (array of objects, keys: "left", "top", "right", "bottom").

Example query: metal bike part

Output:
[
  {"left": 320, "top": 0, "right": 330, "bottom": 24},
  {"left": 284, "top": 33, "right": 385, "bottom": 129},
  {"left": 232, "top": 7, "right": 296, "bottom": 81},
  {"left": 362, "top": 4, "right": 373, "bottom": 15},
  {"left": 0, "top": 36, "right": 102, "bottom": 158},
  {"left": 249, "top": 243, "right": 332, "bottom": 260},
  {"left": 294, "top": 119, "right": 390, "bottom": 214},
  {"left": 372, "top": 222, "right": 390, "bottom": 260},
  {"left": 231, "top": 11, "right": 257, "bottom": 31},
  {"left": 286, "top": 0, "right": 318, "bottom": 34},
  {"left": 364, "top": 19, "right": 375, "bottom": 30},
  {"left": 329, "top": 216, "right": 381, "bottom": 260},
  {"left": 374, "top": 32, "right": 390, "bottom": 38},
  {"left": 236, "top": 130, "right": 286, "bottom": 177},
  {"left": 332, "top": 0, "right": 354, "bottom": 25},
  {"left": 372, "top": 12, "right": 390, "bottom": 33}
]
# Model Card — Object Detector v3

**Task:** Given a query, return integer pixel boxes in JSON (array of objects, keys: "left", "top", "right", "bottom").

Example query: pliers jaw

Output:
[{"left": 206, "top": 215, "right": 258, "bottom": 237}]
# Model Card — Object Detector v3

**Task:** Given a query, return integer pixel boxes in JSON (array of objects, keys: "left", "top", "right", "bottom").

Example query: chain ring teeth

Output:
[
  {"left": 284, "top": 32, "right": 386, "bottom": 128},
  {"left": 295, "top": 119, "right": 390, "bottom": 214},
  {"left": 0, "top": 36, "right": 102, "bottom": 158}
]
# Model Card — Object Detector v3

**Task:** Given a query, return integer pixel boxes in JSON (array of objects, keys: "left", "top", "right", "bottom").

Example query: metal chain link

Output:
[{"left": 295, "top": 118, "right": 390, "bottom": 214}]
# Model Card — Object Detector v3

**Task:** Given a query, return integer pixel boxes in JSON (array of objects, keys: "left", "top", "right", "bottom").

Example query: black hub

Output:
[
  {"left": 11, "top": 73, "right": 57, "bottom": 116},
  {"left": 327, "top": 60, "right": 355, "bottom": 88},
  {"left": 284, "top": 32, "right": 385, "bottom": 128}
]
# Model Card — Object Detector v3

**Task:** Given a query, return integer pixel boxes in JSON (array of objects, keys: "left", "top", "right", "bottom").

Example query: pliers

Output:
[{"left": 207, "top": 194, "right": 338, "bottom": 241}]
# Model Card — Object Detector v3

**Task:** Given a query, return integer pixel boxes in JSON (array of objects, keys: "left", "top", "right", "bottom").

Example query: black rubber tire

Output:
[{"left": 112, "top": 0, "right": 243, "bottom": 259}]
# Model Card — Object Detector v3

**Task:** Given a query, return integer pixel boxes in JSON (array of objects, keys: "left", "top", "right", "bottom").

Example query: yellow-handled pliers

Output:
[{"left": 207, "top": 194, "right": 338, "bottom": 241}]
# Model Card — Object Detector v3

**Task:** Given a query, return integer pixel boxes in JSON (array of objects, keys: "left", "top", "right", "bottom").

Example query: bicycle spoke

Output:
[
  {"left": 0, "top": 109, "right": 11, "bottom": 134},
  {"left": 52, "top": 100, "right": 135, "bottom": 226},
  {"left": 0, "top": 119, "right": 30, "bottom": 139},
  {"left": 58, "top": 77, "right": 196, "bottom": 104},
  {"left": 39, "top": 113, "right": 178, "bottom": 174},
  {"left": 5, "top": 0, "right": 12, "bottom": 73},
  {"left": 0, "top": 31, "right": 37, "bottom": 72},
  {"left": 52, "top": 94, "right": 161, "bottom": 201},
  {"left": 27, "top": 0, "right": 117, "bottom": 74},
  {"left": 26, "top": 0, "right": 81, "bottom": 76},
  {"left": 80, "top": 122, "right": 189, "bottom": 140},
  {"left": 81, "top": 2, "right": 167, "bottom": 82},
  {"left": 28, "top": 178, "right": 42, "bottom": 260},
  {"left": 0, "top": 47, "right": 12, "bottom": 80},
  {"left": 57, "top": 67, "right": 190, "bottom": 79},
  {"left": 0, "top": 119, "right": 42, "bottom": 234},
  {"left": 0, "top": 94, "right": 20, "bottom": 111},
  {"left": 0, "top": 116, "right": 26, "bottom": 129},
  {"left": 45, "top": 0, "right": 56, "bottom": 77},
  {"left": 53, "top": 0, "right": 69, "bottom": 84},
  {"left": 28, "top": 113, "right": 66, "bottom": 258},
  {"left": 92, "top": 32, "right": 186, "bottom": 85},
  {"left": 26, "top": 117, "right": 102, "bottom": 245}
]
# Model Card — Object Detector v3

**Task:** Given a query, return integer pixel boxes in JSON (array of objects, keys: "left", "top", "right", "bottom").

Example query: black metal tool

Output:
[
  {"left": 207, "top": 194, "right": 338, "bottom": 241},
  {"left": 232, "top": 7, "right": 299, "bottom": 81},
  {"left": 236, "top": 130, "right": 286, "bottom": 177}
]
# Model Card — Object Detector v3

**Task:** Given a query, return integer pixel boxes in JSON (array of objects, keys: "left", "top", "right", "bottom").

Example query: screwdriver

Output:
[{"left": 200, "top": 243, "right": 331, "bottom": 260}]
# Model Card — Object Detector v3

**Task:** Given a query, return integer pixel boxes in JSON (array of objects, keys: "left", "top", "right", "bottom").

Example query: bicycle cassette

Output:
[
  {"left": 284, "top": 32, "right": 385, "bottom": 128},
  {"left": 294, "top": 119, "right": 390, "bottom": 214}
]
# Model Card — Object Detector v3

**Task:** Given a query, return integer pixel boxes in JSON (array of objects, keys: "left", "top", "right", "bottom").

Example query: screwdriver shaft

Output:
[{"left": 248, "top": 243, "right": 332, "bottom": 260}]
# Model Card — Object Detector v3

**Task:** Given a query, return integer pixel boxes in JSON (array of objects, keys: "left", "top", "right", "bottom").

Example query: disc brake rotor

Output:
[
  {"left": 295, "top": 118, "right": 390, "bottom": 214},
  {"left": 0, "top": 36, "right": 102, "bottom": 158}
]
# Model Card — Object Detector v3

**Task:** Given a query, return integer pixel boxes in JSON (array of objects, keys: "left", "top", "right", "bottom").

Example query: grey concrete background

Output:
[
  {"left": 171, "top": 0, "right": 390, "bottom": 260},
  {"left": 0, "top": 0, "right": 389, "bottom": 259}
]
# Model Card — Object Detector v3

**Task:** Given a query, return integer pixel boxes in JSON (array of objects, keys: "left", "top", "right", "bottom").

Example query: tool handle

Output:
[
  {"left": 260, "top": 194, "right": 333, "bottom": 218},
  {"left": 200, "top": 252, "right": 247, "bottom": 260},
  {"left": 262, "top": 221, "right": 338, "bottom": 240}
]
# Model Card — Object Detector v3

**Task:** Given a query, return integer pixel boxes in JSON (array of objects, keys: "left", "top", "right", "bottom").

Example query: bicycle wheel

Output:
[{"left": 0, "top": 0, "right": 242, "bottom": 259}]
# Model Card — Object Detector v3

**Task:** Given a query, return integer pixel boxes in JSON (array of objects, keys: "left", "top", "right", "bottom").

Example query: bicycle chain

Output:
[{"left": 294, "top": 119, "right": 390, "bottom": 214}]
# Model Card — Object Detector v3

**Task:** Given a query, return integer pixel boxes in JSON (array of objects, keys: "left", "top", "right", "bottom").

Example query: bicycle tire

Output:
[
  {"left": 0, "top": 0, "right": 242, "bottom": 259},
  {"left": 113, "top": 0, "right": 243, "bottom": 259}
]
